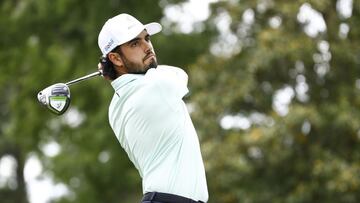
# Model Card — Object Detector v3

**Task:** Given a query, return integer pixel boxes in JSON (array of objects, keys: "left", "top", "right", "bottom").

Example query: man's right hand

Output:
[{"left": 98, "top": 62, "right": 112, "bottom": 81}]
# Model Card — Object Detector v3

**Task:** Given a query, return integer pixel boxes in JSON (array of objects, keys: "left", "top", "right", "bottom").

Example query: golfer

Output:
[{"left": 97, "top": 13, "right": 208, "bottom": 203}]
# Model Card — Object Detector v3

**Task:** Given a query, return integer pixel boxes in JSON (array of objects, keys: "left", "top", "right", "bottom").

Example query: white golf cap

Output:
[{"left": 98, "top": 13, "right": 162, "bottom": 56}]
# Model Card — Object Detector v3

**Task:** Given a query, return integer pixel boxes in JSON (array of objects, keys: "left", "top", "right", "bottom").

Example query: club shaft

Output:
[{"left": 65, "top": 71, "right": 102, "bottom": 86}]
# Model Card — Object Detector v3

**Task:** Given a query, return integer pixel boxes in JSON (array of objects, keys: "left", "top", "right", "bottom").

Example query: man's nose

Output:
[{"left": 142, "top": 40, "right": 153, "bottom": 53}]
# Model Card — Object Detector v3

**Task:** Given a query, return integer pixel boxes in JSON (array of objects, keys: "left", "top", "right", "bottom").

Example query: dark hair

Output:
[{"left": 99, "top": 48, "right": 119, "bottom": 80}]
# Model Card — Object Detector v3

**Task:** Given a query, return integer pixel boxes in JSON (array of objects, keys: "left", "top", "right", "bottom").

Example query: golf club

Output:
[{"left": 37, "top": 71, "right": 102, "bottom": 115}]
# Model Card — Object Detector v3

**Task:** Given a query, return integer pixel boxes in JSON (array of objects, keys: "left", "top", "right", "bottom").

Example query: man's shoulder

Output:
[
  {"left": 147, "top": 65, "right": 188, "bottom": 80},
  {"left": 157, "top": 64, "right": 180, "bottom": 69},
  {"left": 156, "top": 65, "right": 185, "bottom": 72}
]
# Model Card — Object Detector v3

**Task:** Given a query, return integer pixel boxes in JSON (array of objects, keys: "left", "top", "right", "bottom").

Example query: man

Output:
[{"left": 97, "top": 13, "right": 208, "bottom": 203}]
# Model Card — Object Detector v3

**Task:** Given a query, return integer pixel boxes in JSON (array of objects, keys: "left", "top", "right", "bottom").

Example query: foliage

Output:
[{"left": 189, "top": 0, "right": 360, "bottom": 202}]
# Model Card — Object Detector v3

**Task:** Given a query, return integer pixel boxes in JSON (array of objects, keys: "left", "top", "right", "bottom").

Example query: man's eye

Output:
[{"left": 131, "top": 41, "right": 139, "bottom": 47}]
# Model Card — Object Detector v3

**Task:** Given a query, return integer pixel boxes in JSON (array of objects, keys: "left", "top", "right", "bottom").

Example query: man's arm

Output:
[{"left": 147, "top": 65, "right": 189, "bottom": 99}]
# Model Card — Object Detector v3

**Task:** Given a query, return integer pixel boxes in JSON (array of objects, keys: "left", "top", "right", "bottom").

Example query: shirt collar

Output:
[{"left": 111, "top": 74, "right": 144, "bottom": 91}]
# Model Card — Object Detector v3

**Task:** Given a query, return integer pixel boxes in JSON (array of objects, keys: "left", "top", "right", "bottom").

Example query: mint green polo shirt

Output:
[{"left": 108, "top": 65, "right": 208, "bottom": 202}]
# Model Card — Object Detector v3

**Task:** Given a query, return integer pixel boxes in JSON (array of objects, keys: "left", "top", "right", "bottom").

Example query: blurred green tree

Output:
[{"left": 189, "top": 0, "right": 360, "bottom": 202}]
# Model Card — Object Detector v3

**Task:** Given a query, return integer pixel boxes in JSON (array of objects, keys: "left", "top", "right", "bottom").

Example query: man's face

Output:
[{"left": 117, "top": 30, "right": 158, "bottom": 74}]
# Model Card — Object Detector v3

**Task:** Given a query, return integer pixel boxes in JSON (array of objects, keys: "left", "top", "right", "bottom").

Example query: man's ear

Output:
[{"left": 108, "top": 52, "right": 123, "bottom": 67}]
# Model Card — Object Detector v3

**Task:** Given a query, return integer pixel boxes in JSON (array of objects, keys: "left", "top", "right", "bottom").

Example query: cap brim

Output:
[{"left": 145, "top": 22, "right": 162, "bottom": 35}]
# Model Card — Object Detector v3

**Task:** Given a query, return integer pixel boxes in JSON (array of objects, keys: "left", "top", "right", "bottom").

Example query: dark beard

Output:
[
  {"left": 147, "top": 60, "right": 158, "bottom": 69},
  {"left": 123, "top": 57, "right": 158, "bottom": 74}
]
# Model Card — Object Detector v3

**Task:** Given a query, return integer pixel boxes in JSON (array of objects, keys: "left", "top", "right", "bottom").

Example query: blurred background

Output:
[{"left": 0, "top": 0, "right": 359, "bottom": 202}]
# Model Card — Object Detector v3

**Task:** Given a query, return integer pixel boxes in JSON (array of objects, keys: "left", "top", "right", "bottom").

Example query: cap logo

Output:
[{"left": 104, "top": 39, "right": 114, "bottom": 52}]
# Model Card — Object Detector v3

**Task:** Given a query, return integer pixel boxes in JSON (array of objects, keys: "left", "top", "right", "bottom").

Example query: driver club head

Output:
[{"left": 37, "top": 83, "right": 71, "bottom": 115}]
